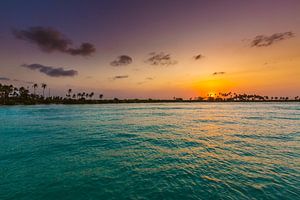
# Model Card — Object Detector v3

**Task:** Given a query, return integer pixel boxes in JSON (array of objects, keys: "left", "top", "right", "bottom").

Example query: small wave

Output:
[
  {"left": 201, "top": 175, "right": 222, "bottom": 183},
  {"left": 193, "top": 119, "right": 220, "bottom": 123}
]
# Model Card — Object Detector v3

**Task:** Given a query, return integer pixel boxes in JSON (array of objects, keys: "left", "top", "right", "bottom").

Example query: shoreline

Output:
[
  {"left": 2, "top": 83, "right": 299, "bottom": 106},
  {"left": 1, "top": 99, "right": 299, "bottom": 106}
]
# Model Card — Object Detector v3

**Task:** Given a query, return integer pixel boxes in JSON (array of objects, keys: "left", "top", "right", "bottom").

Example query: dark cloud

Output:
[
  {"left": 13, "top": 26, "right": 96, "bottom": 56},
  {"left": 145, "top": 52, "right": 177, "bottom": 66},
  {"left": 110, "top": 55, "right": 133, "bottom": 66},
  {"left": 113, "top": 75, "right": 129, "bottom": 80},
  {"left": 22, "top": 63, "right": 78, "bottom": 77},
  {"left": 212, "top": 72, "right": 225, "bottom": 75},
  {"left": 67, "top": 43, "right": 96, "bottom": 56},
  {"left": 146, "top": 77, "right": 153, "bottom": 80},
  {"left": 194, "top": 54, "right": 204, "bottom": 60},
  {"left": 250, "top": 32, "right": 294, "bottom": 47},
  {"left": 0, "top": 76, "right": 10, "bottom": 81}
]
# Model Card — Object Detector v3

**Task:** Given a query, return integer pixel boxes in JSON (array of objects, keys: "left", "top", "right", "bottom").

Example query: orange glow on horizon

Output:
[
  {"left": 208, "top": 92, "right": 216, "bottom": 97},
  {"left": 191, "top": 78, "right": 236, "bottom": 97}
]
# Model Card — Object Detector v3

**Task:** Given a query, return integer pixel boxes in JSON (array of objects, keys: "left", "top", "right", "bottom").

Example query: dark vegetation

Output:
[{"left": 0, "top": 83, "right": 299, "bottom": 105}]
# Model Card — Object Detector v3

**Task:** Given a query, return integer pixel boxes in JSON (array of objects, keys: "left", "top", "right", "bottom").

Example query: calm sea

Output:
[{"left": 0, "top": 103, "right": 299, "bottom": 200}]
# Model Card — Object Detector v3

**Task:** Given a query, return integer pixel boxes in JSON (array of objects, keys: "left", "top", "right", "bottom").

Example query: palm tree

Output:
[
  {"left": 19, "top": 87, "right": 29, "bottom": 99},
  {"left": 13, "top": 87, "right": 19, "bottom": 97},
  {"left": 41, "top": 83, "right": 47, "bottom": 97},
  {"left": 89, "top": 92, "right": 94, "bottom": 99},
  {"left": 0, "top": 84, "right": 13, "bottom": 104},
  {"left": 99, "top": 94, "right": 103, "bottom": 99},
  {"left": 67, "top": 89, "right": 72, "bottom": 98},
  {"left": 33, "top": 83, "right": 38, "bottom": 95},
  {"left": 264, "top": 96, "right": 269, "bottom": 100}
]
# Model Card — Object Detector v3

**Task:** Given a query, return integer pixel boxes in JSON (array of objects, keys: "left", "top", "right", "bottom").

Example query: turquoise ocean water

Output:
[{"left": 0, "top": 103, "right": 299, "bottom": 200}]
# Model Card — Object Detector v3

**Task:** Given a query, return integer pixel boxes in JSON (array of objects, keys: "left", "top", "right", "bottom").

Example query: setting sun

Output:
[{"left": 208, "top": 92, "right": 216, "bottom": 97}]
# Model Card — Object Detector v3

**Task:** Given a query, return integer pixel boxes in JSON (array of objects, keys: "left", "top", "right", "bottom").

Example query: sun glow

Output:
[
  {"left": 208, "top": 92, "right": 216, "bottom": 97},
  {"left": 192, "top": 78, "right": 236, "bottom": 97}
]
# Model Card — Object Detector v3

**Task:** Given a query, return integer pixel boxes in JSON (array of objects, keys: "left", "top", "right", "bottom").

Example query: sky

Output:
[{"left": 0, "top": 0, "right": 299, "bottom": 99}]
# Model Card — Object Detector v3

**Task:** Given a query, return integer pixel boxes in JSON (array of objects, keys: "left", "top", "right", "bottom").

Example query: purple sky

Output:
[{"left": 0, "top": 0, "right": 299, "bottom": 98}]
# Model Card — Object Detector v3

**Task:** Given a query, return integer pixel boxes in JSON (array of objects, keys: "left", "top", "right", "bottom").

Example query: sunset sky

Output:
[{"left": 0, "top": 0, "right": 299, "bottom": 99}]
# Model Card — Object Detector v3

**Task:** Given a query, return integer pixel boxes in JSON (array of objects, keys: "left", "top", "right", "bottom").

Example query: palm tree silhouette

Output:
[
  {"left": 33, "top": 83, "right": 38, "bottom": 95},
  {"left": 89, "top": 92, "right": 94, "bottom": 99},
  {"left": 19, "top": 87, "right": 29, "bottom": 99},
  {"left": 67, "top": 89, "right": 72, "bottom": 98},
  {"left": 41, "top": 83, "right": 47, "bottom": 97},
  {"left": 99, "top": 94, "right": 103, "bottom": 99}
]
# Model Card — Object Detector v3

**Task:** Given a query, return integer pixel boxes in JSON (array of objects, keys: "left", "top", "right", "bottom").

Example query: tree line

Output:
[{"left": 0, "top": 83, "right": 299, "bottom": 105}]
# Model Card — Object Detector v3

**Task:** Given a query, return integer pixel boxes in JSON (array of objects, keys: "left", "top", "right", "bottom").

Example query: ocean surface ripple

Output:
[{"left": 0, "top": 103, "right": 299, "bottom": 200}]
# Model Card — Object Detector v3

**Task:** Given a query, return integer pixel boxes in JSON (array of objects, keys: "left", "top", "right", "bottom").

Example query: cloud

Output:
[
  {"left": 0, "top": 77, "right": 36, "bottom": 84},
  {"left": 212, "top": 72, "right": 225, "bottom": 75},
  {"left": 250, "top": 32, "right": 294, "bottom": 47},
  {"left": 113, "top": 75, "right": 129, "bottom": 80},
  {"left": 67, "top": 43, "right": 96, "bottom": 56},
  {"left": 0, "top": 76, "right": 10, "bottom": 81},
  {"left": 12, "top": 79, "right": 34, "bottom": 84},
  {"left": 110, "top": 55, "right": 133, "bottom": 66},
  {"left": 22, "top": 63, "right": 78, "bottom": 77},
  {"left": 145, "top": 52, "right": 177, "bottom": 66},
  {"left": 137, "top": 81, "right": 145, "bottom": 85},
  {"left": 194, "top": 54, "right": 204, "bottom": 60},
  {"left": 137, "top": 77, "right": 153, "bottom": 85},
  {"left": 13, "top": 26, "right": 96, "bottom": 56}
]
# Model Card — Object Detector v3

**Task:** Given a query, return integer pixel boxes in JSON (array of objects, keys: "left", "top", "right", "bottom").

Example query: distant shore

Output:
[
  {"left": 1, "top": 99, "right": 300, "bottom": 106},
  {"left": 1, "top": 83, "right": 299, "bottom": 105}
]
